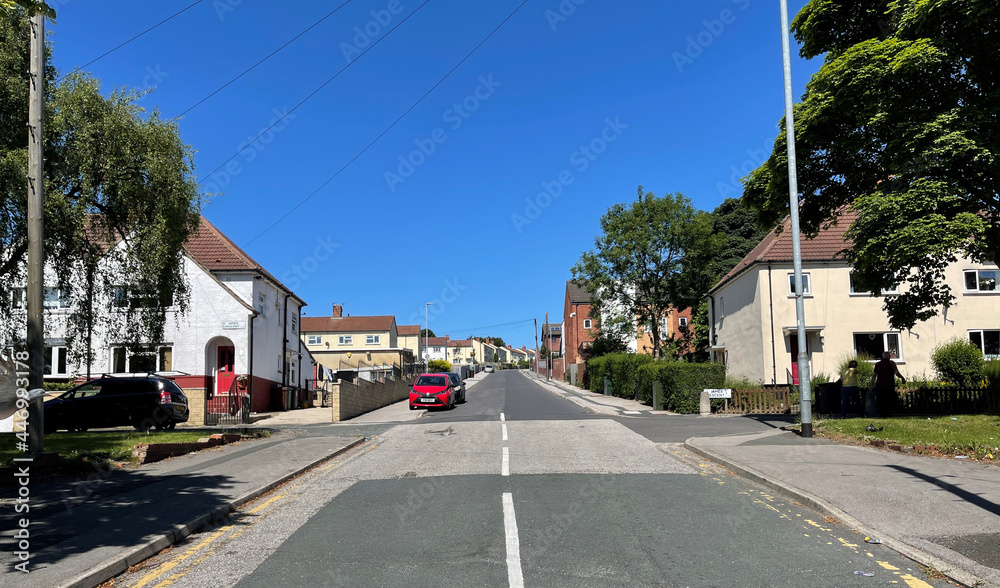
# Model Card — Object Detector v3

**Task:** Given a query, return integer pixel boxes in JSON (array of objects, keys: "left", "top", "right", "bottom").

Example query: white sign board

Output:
[
  {"left": 705, "top": 388, "right": 732, "bottom": 399},
  {"left": 222, "top": 320, "right": 247, "bottom": 330}
]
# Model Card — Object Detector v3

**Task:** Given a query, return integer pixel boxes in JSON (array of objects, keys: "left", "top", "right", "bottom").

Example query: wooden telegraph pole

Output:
[{"left": 26, "top": 8, "right": 46, "bottom": 455}]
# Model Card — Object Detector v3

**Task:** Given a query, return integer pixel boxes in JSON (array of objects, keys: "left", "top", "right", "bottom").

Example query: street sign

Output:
[{"left": 705, "top": 388, "right": 732, "bottom": 399}]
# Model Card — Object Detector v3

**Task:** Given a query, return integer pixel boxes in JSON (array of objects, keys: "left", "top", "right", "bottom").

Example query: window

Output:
[
  {"left": 291, "top": 315, "right": 298, "bottom": 332},
  {"left": 366, "top": 335, "right": 381, "bottom": 345},
  {"left": 44, "top": 346, "right": 68, "bottom": 376},
  {"left": 112, "top": 286, "right": 171, "bottom": 308},
  {"left": 433, "top": 346, "right": 442, "bottom": 353},
  {"left": 44, "top": 287, "right": 72, "bottom": 309},
  {"left": 853, "top": 332, "right": 901, "bottom": 360},
  {"left": 787, "top": 273, "right": 811, "bottom": 296},
  {"left": 964, "top": 269, "right": 998, "bottom": 292},
  {"left": 307, "top": 335, "right": 322, "bottom": 345},
  {"left": 258, "top": 292, "right": 266, "bottom": 315},
  {"left": 338, "top": 335, "right": 352, "bottom": 345},
  {"left": 849, "top": 271, "right": 898, "bottom": 295},
  {"left": 679, "top": 317, "right": 688, "bottom": 327},
  {"left": 10, "top": 288, "right": 26, "bottom": 309},
  {"left": 719, "top": 298, "right": 725, "bottom": 317},
  {"left": 583, "top": 318, "right": 592, "bottom": 329},
  {"left": 969, "top": 330, "right": 1000, "bottom": 359},
  {"left": 111, "top": 345, "right": 172, "bottom": 373}
]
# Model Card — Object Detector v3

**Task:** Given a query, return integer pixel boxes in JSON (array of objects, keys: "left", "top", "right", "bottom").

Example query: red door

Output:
[
  {"left": 217, "top": 346, "right": 235, "bottom": 395},
  {"left": 789, "top": 334, "right": 811, "bottom": 385}
]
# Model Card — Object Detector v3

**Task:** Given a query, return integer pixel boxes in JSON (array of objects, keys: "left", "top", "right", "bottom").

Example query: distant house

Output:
[
  {"left": 707, "top": 210, "right": 1000, "bottom": 384},
  {"left": 300, "top": 305, "right": 413, "bottom": 381},
  {"left": 424, "top": 336, "right": 450, "bottom": 362},
  {"left": 3, "top": 215, "right": 313, "bottom": 417},
  {"left": 448, "top": 339, "right": 475, "bottom": 365},
  {"left": 396, "top": 324, "right": 423, "bottom": 364},
  {"left": 564, "top": 280, "right": 596, "bottom": 383}
]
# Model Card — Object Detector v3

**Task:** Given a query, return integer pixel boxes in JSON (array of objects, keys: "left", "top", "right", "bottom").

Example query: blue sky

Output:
[{"left": 46, "top": 0, "right": 821, "bottom": 349}]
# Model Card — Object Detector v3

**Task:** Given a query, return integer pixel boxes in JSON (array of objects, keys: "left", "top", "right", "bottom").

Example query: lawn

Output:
[
  {"left": 1, "top": 429, "right": 217, "bottom": 468},
  {"left": 809, "top": 415, "right": 1000, "bottom": 461}
]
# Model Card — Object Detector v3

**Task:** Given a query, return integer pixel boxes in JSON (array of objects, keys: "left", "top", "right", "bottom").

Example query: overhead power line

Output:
[
  {"left": 241, "top": 0, "right": 531, "bottom": 247},
  {"left": 197, "top": 0, "right": 433, "bottom": 187},
  {"left": 67, "top": 0, "right": 205, "bottom": 75},
  {"left": 172, "top": 0, "right": 356, "bottom": 121}
]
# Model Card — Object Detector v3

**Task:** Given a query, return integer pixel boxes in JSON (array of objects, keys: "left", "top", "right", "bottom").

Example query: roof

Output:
[
  {"left": 426, "top": 337, "right": 449, "bottom": 346},
  {"left": 449, "top": 339, "right": 473, "bottom": 347},
  {"left": 397, "top": 325, "right": 420, "bottom": 336},
  {"left": 300, "top": 315, "right": 395, "bottom": 333},
  {"left": 711, "top": 210, "right": 856, "bottom": 293},
  {"left": 566, "top": 280, "right": 591, "bottom": 304},
  {"left": 185, "top": 216, "right": 305, "bottom": 304}
]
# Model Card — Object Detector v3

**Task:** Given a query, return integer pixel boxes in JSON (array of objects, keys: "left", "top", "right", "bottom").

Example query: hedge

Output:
[{"left": 587, "top": 354, "right": 725, "bottom": 413}]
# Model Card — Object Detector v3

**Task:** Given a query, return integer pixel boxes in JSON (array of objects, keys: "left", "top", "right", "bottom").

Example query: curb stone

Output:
[
  {"left": 683, "top": 437, "right": 989, "bottom": 588},
  {"left": 54, "top": 437, "right": 367, "bottom": 588}
]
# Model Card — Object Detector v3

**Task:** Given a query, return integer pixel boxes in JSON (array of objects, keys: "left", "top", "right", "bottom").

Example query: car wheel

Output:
[
  {"left": 164, "top": 421, "right": 176, "bottom": 430},
  {"left": 133, "top": 417, "right": 155, "bottom": 432}
]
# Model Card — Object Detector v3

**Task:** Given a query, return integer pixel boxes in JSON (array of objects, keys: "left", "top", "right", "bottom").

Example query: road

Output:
[{"left": 112, "top": 371, "right": 949, "bottom": 587}]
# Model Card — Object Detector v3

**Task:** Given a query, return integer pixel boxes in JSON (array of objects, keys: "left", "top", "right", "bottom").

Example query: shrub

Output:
[
  {"left": 427, "top": 359, "right": 452, "bottom": 373},
  {"left": 587, "top": 356, "right": 609, "bottom": 393},
  {"left": 636, "top": 360, "right": 725, "bottom": 412},
  {"left": 931, "top": 337, "right": 985, "bottom": 387},
  {"left": 985, "top": 360, "right": 1000, "bottom": 390},
  {"left": 604, "top": 353, "right": 654, "bottom": 400},
  {"left": 835, "top": 352, "right": 876, "bottom": 390}
]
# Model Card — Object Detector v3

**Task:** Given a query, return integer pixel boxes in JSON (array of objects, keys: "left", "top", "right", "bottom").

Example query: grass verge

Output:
[{"left": 805, "top": 415, "right": 999, "bottom": 462}]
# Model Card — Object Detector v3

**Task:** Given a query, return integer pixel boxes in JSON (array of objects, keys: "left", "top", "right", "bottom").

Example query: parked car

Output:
[
  {"left": 409, "top": 373, "right": 459, "bottom": 410},
  {"left": 484, "top": 364, "right": 495, "bottom": 373},
  {"left": 445, "top": 372, "right": 467, "bottom": 403},
  {"left": 44, "top": 375, "right": 190, "bottom": 432}
]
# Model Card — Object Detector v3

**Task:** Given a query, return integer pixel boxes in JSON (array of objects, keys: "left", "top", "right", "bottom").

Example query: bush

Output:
[
  {"left": 931, "top": 338, "right": 985, "bottom": 387},
  {"left": 985, "top": 360, "right": 1000, "bottom": 390},
  {"left": 585, "top": 353, "right": 654, "bottom": 398},
  {"left": 835, "top": 352, "right": 876, "bottom": 390},
  {"left": 587, "top": 356, "right": 609, "bottom": 393},
  {"left": 637, "top": 360, "right": 725, "bottom": 412},
  {"left": 427, "top": 359, "right": 452, "bottom": 373}
]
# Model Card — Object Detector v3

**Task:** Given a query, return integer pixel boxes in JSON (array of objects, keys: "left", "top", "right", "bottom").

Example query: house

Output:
[
  {"left": 448, "top": 339, "right": 475, "bottom": 365},
  {"left": 424, "top": 336, "right": 450, "bottom": 362},
  {"left": 564, "top": 280, "right": 596, "bottom": 382},
  {"left": 634, "top": 308, "right": 694, "bottom": 356},
  {"left": 707, "top": 211, "right": 1000, "bottom": 384},
  {"left": 508, "top": 346, "right": 528, "bottom": 365},
  {"left": 396, "top": 324, "right": 423, "bottom": 365},
  {"left": 472, "top": 338, "right": 499, "bottom": 364},
  {"left": 301, "top": 305, "right": 412, "bottom": 381},
  {"left": 3, "top": 215, "right": 314, "bottom": 417}
]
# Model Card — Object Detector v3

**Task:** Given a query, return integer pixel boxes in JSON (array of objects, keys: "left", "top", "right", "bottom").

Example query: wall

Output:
[{"left": 328, "top": 376, "right": 413, "bottom": 422}]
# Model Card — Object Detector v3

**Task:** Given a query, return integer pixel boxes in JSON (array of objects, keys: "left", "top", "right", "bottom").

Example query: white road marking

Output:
[
  {"left": 502, "top": 446, "right": 510, "bottom": 476},
  {"left": 502, "top": 423, "right": 508, "bottom": 441},
  {"left": 502, "top": 492, "right": 525, "bottom": 588},
  {"left": 500, "top": 412, "right": 506, "bottom": 421},
  {"left": 623, "top": 410, "right": 641, "bottom": 414}
]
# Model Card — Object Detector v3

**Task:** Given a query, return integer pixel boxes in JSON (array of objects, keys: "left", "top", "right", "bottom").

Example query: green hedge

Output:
[{"left": 587, "top": 354, "right": 725, "bottom": 413}]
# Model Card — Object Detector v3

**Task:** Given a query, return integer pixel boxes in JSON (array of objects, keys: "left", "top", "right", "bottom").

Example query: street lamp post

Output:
[{"left": 425, "top": 302, "right": 434, "bottom": 372}]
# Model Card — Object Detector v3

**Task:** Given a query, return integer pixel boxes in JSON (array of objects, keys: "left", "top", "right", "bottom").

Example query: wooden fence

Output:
[
  {"left": 898, "top": 386, "right": 1000, "bottom": 415},
  {"left": 716, "top": 386, "right": 795, "bottom": 415}
]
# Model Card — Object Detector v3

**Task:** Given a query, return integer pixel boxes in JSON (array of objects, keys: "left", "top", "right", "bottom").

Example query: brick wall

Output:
[{"left": 329, "top": 377, "right": 413, "bottom": 422}]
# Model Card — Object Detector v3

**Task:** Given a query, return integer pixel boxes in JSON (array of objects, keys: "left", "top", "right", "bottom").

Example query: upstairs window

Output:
[
  {"left": 366, "top": 335, "right": 381, "bottom": 345},
  {"left": 10, "top": 288, "right": 26, "bottom": 309},
  {"left": 307, "top": 335, "right": 322, "bottom": 345},
  {"left": 338, "top": 335, "right": 353, "bottom": 346},
  {"left": 679, "top": 317, "right": 688, "bottom": 327},
  {"left": 850, "top": 271, "right": 898, "bottom": 295},
  {"left": 964, "top": 269, "right": 998, "bottom": 292},
  {"left": 787, "top": 273, "right": 811, "bottom": 296},
  {"left": 583, "top": 318, "right": 592, "bottom": 329}
]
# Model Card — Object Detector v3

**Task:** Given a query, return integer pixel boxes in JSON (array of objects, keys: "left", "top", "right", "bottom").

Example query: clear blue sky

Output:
[{"left": 47, "top": 0, "right": 821, "bottom": 350}]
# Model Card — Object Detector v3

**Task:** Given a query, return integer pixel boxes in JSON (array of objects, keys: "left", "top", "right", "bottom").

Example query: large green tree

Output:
[
  {"left": 1, "top": 8, "right": 201, "bottom": 361},
  {"left": 572, "top": 187, "right": 719, "bottom": 358},
  {"left": 743, "top": 0, "right": 999, "bottom": 330}
]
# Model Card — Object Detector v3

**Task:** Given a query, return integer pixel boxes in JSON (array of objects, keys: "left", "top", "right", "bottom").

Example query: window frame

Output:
[
  {"left": 678, "top": 317, "right": 688, "bottom": 327},
  {"left": 110, "top": 344, "right": 173, "bottom": 373},
  {"left": 307, "top": 335, "right": 322, "bottom": 345},
  {"left": 852, "top": 332, "right": 902, "bottom": 361},
  {"left": 969, "top": 330, "right": 1000, "bottom": 360},
  {"left": 964, "top": 269, "right": 999, "bottom": 293},
  {"left": 849, "top": 271, "right": 898, "bottom": 296},
  {"left": 366, "top": 335, "right": 381, "bottom": 345},
  {"left": 338, "top": 335, "right": 353, "bottom": 346},
  {"left": 787, "top": 272, "right": 812, "bottom": 297},
  {"left": 582, "top": 318, "right": 592, "bottom": 330}
]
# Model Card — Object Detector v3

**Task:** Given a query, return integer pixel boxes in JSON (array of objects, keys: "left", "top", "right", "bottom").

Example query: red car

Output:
[{"left": 409, "top": 373, "right": 460, "bottom": 410}]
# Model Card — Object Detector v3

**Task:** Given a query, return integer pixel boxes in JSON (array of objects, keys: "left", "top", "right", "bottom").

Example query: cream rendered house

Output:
[
  {"left": 708, "top": 212, "right": 1000, "bottom": 384},
  {"left": 448, "top": 339, "right": 475, "bottom": 365},
  {"left": 396, "top": 324, "right": 423, "bottom": 364},
  {"left": 301, "top": 305, "right": 413, "bottom": 380}
]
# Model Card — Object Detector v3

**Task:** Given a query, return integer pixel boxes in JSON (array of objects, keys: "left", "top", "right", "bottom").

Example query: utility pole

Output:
[
  {"left": 26, "top": 10, "right": 46, "bottom": 455},
  {"left": 544, "top": 312, "right": 549, "bottom": 381},
  {"left": 533, "top": 318, "right": 538, "bottom": 377},
  {"left": 779, "top": 0, "right": 812, "bottom": 437}
]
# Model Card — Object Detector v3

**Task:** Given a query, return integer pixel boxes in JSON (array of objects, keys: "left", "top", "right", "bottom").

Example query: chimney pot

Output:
[{"left": 333, "top": 304, "right": 343, "bottom": 318}]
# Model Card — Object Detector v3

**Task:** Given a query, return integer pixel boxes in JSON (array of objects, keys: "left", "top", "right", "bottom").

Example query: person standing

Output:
[
  {"left": 872, "top": 351, "right": 905, "bottom": 418},
  {"left": 840, "top": 360, "right": 861, "bottom": 418}
]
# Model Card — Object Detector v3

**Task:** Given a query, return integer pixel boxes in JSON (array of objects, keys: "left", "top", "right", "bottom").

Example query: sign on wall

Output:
[
  {"left": 704, "top": 388, "right": 732, "bottom": 399},
  {"left": 222, "top": 320, "right": 247, "bottom": 330}
]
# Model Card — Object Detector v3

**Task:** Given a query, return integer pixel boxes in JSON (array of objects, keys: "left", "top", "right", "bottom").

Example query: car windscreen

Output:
[{"left": 415, "top": 376, "right": 447, "bottom": 387}]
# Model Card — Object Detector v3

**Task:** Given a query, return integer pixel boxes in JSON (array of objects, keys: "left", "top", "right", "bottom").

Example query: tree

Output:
[
  {"left": 743, "top": 0, "right": 1000, "bottom": 330},
  {"left": 1, "top": 9, "right": 202, "bottom": 361},
  {"left": 419, "top": 328, "right": 436, "bottom": 338},
  {"left": 572, "top": 187, "right": 719, "bottom": 358}
]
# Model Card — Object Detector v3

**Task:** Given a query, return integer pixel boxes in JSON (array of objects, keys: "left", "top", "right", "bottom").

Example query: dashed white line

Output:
[
  {"left": 502, "top": 423, "right": 508, "bottom": 441},
  {"left": 500, "top": 412, "right": 506, "bottom": 421},
  {"left": 502, "top": 492, "right": 525, "bottom": 588},
  {"left": 502, "top": 446, "right": 510, "bottom": 476}
]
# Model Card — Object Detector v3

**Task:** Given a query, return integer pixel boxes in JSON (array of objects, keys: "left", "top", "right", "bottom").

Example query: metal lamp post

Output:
[{"left": 425, "top": 302, "right": 434, "bottom": 371}]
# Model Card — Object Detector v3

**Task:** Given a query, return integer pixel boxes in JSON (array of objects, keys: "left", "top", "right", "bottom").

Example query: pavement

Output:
[
  {"left": 2, "top": 369, "right": 998, "bottom": 587},
  {"left": 527, "top": 370, "right": 1000, "bottom": 588}
]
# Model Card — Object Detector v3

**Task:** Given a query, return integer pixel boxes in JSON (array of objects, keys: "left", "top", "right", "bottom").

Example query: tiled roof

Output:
[
  {"left": 566, "top": 280, "right": 591, "bottom": 304},
  {"left": 449, "top": 339, "right": 472, "bottom": 347},
  {"left": 426, "top": 337, "right": 449, "bottom": 346},
  {"left": 301, "top": 315, "right": 395, "bottom": 333},
  {"left": 397, "top": 325, "right": 420, "bottom": 336},
  {"left": 184, "top": 216, "right": 304, "bottom": 304},
  {"left": 711, "top": 210, "right": 856, "bottom": 293}
]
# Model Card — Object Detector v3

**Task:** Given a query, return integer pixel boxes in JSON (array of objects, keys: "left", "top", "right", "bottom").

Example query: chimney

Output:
[{"left": 332, "top": 304, "right": 343, "bottom": 318}]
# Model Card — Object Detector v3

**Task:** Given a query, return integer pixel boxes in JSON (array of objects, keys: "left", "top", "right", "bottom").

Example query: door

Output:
[
  {"left": 788, "top": 334, "right": 812, "bottom": 385},
  {"left": 217, "top": 346, "right": 235, "bottom": 395}
]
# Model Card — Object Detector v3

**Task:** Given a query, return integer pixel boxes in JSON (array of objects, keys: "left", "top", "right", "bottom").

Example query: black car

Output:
[
  {"left": 44, "top": 375, "right": 190, "bottom": 432},
  {"left": 445, "top": 372, "right": 467, "bottom": 403}
]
